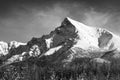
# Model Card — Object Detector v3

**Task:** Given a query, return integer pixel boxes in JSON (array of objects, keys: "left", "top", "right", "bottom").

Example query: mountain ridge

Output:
[{"left": 0, "top": 17, "right": 120, "bottom": 66}]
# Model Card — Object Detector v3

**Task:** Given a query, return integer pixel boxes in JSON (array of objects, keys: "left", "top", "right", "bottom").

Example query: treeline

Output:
[{"left": 1, "top": 57, "right": 120, "bottom": 80}]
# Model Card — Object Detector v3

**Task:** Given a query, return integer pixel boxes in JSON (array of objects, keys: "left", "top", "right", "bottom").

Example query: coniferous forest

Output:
[{"left": 0, "top": 56, "right": 120, "bottom": 80}]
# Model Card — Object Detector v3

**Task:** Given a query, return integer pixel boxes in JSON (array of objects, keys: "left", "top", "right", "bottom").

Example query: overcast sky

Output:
[{"left": 0, "top": 0, "right": 120, "bottom": 42}]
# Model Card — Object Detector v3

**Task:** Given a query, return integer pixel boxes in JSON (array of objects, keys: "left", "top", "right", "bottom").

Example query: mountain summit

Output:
[
  {"left": 64, "top": 17, "right": 120, "bottom": 51},
  {"left": 0, "top": 17, "right": 120, "bottom": 66}
]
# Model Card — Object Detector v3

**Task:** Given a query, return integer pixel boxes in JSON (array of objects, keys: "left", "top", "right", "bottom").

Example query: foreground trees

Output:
[{"left": 1, "top": 57, "right": 120, "bottom": 80}]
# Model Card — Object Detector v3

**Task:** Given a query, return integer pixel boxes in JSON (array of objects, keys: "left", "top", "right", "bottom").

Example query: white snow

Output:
[
  {"left": 0, "top": 41, "right": 9, "bottom": 56},
  {"left": 0, "top": 41, "right": 26, "bottom": 57},
  {"left": 66, "top": 17, "right": 120, "bottom": 51},
  {"left": 44, "top": 46, "right": 62, "bottom": 56},
  {"left": 45, "top": 37, "right": 53, "bottom": 48},
  {"left": 4, "top": 54, "right": 24, "bottom": 65},
  {"left": 9, "top": 41, "right": 26, "bottom": 49},
  {"left": 22, "top": 52, "right": 27, "bottom": 56},
  {"left": 67, "top": 17, "right": 99, "bottom": 50},
  {"left": 6, "top": 55, "right": 20, "bottom": 64}
]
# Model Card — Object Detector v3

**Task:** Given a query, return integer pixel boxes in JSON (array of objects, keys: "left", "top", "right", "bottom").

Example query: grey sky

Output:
[{"left": 0, "top": 0, "right": 120, "bottom": 42}]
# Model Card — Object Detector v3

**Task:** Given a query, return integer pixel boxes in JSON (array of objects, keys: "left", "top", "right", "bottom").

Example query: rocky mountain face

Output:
[
  {"left": 0, "top": 17, "right": 120, "bottom": 65},
  {"left": 0, "top": 17, "right": 120, "bottom": 80}
]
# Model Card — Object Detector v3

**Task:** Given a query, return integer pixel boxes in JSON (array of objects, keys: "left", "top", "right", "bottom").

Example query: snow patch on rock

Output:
[
  {"left": 5, "top": 55, "right": 20, "bottom": 64},
  {"left": 9, "top": 41, "right": 26, "bottom": 49},
  {"left": 44, "top": 45, "right": 62, "bottom": 56},
  {"left": 45, "top": 37, "right": 53, "bottom": 48}
]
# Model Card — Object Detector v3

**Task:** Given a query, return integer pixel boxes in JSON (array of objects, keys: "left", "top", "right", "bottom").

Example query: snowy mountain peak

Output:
[
  {"left": 62, "top": 17, "right": 92, "bottom": 32},
  {"left": 1, "top": 17, "right": 120, "bottom": 67},
  {"left": 61, "top": 17, "right": 120, "bottom": 51}
]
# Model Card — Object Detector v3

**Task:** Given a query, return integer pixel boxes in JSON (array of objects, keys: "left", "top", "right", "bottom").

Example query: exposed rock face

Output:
[{"left": 0, "top": 17, "right": 120, "bottom": 67}]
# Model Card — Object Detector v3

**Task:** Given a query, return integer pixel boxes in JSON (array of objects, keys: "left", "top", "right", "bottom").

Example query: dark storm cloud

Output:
[{"left": 0, "top": 0, "right": 120, "bottom": 42}]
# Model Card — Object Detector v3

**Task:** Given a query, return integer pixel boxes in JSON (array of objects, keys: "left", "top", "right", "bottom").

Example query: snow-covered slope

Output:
[{"left": 65, "top": 17, "right": 120, "bottom": 51}]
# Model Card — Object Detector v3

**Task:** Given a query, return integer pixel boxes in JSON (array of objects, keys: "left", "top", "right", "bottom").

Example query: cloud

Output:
[
  {"left": 83, "top": 8, "right": 112, "bottom": 27},
  {"left": 0, "top": 1, "right": 120, "bottom": 42},
  {"left": 81, "top": 8, "right": 120, "bottom": 35},
  {"left": 0, "top": 3, "right": 70, "bottom": 42}
]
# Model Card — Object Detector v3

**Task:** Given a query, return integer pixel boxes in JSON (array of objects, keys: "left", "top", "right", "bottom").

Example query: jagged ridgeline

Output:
[{"left": 0, "top": 17, "right": 120, "bottom": 80}]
